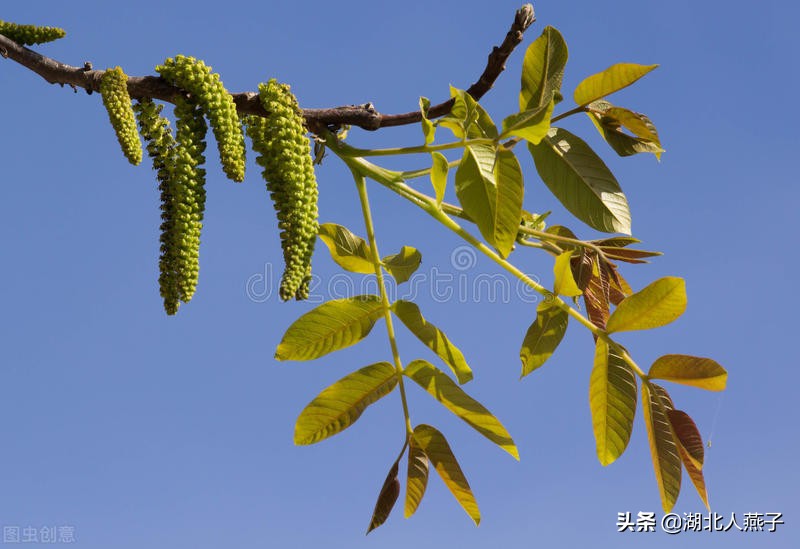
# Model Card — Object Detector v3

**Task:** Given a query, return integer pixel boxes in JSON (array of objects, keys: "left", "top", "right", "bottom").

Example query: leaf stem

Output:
[
  {"left": 340, "top": 138, "right": 496, "bottom": 158},
  {"left": 353, "top": 171, "right": 414, "bottom": 435}
]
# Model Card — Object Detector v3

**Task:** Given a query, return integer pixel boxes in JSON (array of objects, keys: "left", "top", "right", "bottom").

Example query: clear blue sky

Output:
[{"left": 1, "top": 1, "right": 797, "bottom": 547}]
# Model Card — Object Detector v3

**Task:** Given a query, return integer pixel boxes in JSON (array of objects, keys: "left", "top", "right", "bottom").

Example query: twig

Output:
[{"left": 0, "top": 5, "right": 535, "bottom": 132}]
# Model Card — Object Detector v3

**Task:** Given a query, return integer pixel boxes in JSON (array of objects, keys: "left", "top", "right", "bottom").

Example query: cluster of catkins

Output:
[
  {"left": 96, "top": 57, "right": 317, "bottom": 311},
  {"left": 0, "top": 20, "right": 65, "bottom": 45},
  {"left": 245, "top": 80, "right": 319, "bottom": 301},
  {"left": 5, "top": 17, "right": 320, "bottom": 313}
]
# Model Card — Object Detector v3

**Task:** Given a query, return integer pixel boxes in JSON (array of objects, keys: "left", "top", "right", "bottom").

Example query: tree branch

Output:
[{"left": 0, "top": 4, "right": 534, "bottom": 132}]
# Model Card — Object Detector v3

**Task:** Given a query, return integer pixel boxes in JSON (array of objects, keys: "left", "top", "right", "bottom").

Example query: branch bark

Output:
[{"left": 0, "top": 5, "right": 534, "bottom": 132}]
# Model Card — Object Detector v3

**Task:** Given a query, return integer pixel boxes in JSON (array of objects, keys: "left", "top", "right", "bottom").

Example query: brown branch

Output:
[{"left": 0, "top": 4, "right": 534, "bottom": 132}]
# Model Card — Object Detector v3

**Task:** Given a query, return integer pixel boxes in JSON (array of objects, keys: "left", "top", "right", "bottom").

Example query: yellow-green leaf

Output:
[
  {"left": 648, "top": 354, "right": 727, "bottom": 391},
  {"left": 275, "top": 295, "right": 384, "bottom": 361},
  {"left": 642, "top": 383, "right": 682, "bottom": 512},
  {"left": 412, "top": 424, "right": 480, "bottom": 525},
  {"left": 589, "top": 340, "right": 637, "bottom": 465},
  {"left": 529, "top": 128, "right": 631, "bottom": 234},
  {"left": 419, "top": 96, "right": 435, "bottom": 145},
  {"left": 586, "top": 100, "right": 663, "bottom": 159},
  {"left": 492, "top": 147, "right": 525, "bottom": 257},
  {"left": 554, "top": 251, "right": 582, "bottom": 297},
  {"left": 404, "top": 437, "right": 429, "bottom": 518},
  {"left": 430, "top": 152, "right": 449, "bottom": 206},
  {"left": 382, "top": 245, "right": 421, "bottom": 284},
  {"left": 606, "top": 277, "right": 686, "bottom": 333},
  {"left": 318, "top": 223, "right": 374, "bottom": 274},
  {"left": 294, "top": 362, "right": 398, "bottom": 445},
  {"left": 520, "top": 301, "right": 569, "bottom": 377},
  {"left": 520, "top": 26, "right": 568, "bottom": 111},
  {"left": 404, "top": 360, "right": 519, "bottom": 459},
  {"left": 667, "top": 409, "right": 709, "bottom": 509},
  {"left": 574, "top": 63, "right": 658, "bottom": 107},
  {"left": 500, "top": 100, "right": 554, "bottom": 144},
  {"left": 392, "top": 300, "right": 472, "bottom": 384},
  {"left": 366, "top": 458, "right": 401, "bottom": 534}
]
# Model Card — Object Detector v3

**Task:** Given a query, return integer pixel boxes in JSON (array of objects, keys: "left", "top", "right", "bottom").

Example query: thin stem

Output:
[
  {"left": 353, "top": 172, "right": 414, "bottom": 435},
  {"left": 341, "top": 138, "right": 496, "bottom": 158},
  {"left": 551, "top": 105, "right": 588, "bottom": 123}
]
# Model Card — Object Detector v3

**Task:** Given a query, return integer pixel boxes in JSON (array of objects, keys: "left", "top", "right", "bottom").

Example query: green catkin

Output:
[
  {"left": 134, "top": 98, "right": 207, "bottom": 315},
  {"left": 0, "top": 21, "right": 65, "bottom": 45},
  {"left": 155, "top": 55, "right": 245, "bottom": 182},
  {"left": 99, "top": 67, "right": 143, "bottom": 165},
  {"left": 244, "top": 79, "right": 319, "bottom": 301}
]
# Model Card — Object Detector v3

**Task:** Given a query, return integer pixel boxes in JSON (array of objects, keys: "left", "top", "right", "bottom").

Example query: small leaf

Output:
[
  {"left": 342, "top": 155, "right": 405, "bottom": 185},
  {"left": 318, "top": 223, "right": 374, "bottom": 274},
  {"left": 412, "top": 424, "right": 480, "bottom": 525},
  {"left": 520, "top": 301, "right": 569, "bottom": 377},
  {"left": 589, "top": 340, "right": 637, "bottom": 465},
  {"left": 520, "top": 26, "right": 568, "bottom": 111},
  {"left": 404, "top": 439, "right": 429, "bottom": 518},
  {"left": 405, "top": 360, "right": 519, "bottom": 459},
  {"left": 430, "top": 152, "right": 449, "bottom": 206},
  {"left": 382, "top": 246, "right": 422, "bottom": 284},
  {"left": 392, "top": 300, "right": 472, "bottom": 384},
  {"left": 275, "top": 295, "right": 384, "bottom": 361},
  {"left": 419, "top": 96, "right": 435, "bottom": 145},
  {"left": 648, "top": 354, "right": 727, "bottom": 391},
  {"left": 574, "top": 63, "right": 658, "bottom": 107},
  {"left": 569, "top": 249, "right": 594, "bottom": 292},
  {"left": 553, "top": 251, "right": 582, "bottom": 297},
  {"left": 367, "top": 458, "right": 401, "bottom": 533},
  {"left": 667, "top": 409, "right": 709, "bottom": 509},
  {"left": 500, "top": 100, "right": 554, "bottom": 144},
  {"left": 294, "top": 361, "right": 398, "bottom": 445},
  {"left": 529, "top": 128, "right": 631, "bottom": 234},
  {"left": 606, "top": 277, "right": 686, "bottom": 333},
  {"left": 599, "top": 246, "right": 662, "bottom": 263},
  {"left": 439, "top": 87, "right": 497, "bottom": 140},
  {"left": 583, "top": 261, "right": 611, "bottom": 331},
  {"left": 642, "top": 383, "right": 682, "bottom": 512}
]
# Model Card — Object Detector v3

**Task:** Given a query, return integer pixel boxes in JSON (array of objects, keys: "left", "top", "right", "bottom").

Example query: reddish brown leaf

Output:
[
  {"left": 570, "top": 249, "right": 594, "bottom": 292},
  {"left": 367, "top": 459, "right": 401, "bottom": 534}
]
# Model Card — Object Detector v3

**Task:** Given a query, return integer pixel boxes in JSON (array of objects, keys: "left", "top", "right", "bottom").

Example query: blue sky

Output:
[{"left": 1, "top": 1, "right": 797, "bottom": 547}]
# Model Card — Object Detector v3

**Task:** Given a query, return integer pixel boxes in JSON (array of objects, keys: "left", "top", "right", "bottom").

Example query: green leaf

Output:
[
  {"left": 392, "top": 300, "right": 472, "bottom": 384},
  {"left": 419, "top": 96, "right": 435, "bottom": 145},
  {"left": 667, "top": 409, "right": 709, "bottom": 509},
  {"left": 606, "top": 277, "right": 686, "bottom": 333},
  {"left": 438, "top": 87, "right": 497, "bottom": 140},
  {"left": 412, "top": 424, "right": 480, "bottom": 525},
  {"left": 367, "top": 458, "right": 401, "bottom": 534},
  {"left": 642, "top": 383, "right": 682, "bottom": 512},
  {"left": 529, "top": 128, "right": 631, "bottom": 234},
  {"left": 404, "top": 438, "right": 429, "bottom": 518},
  {"left": 587, "top": 101, "right": 663, "bottom": 159},
  {"left": 404, "top": 360, "right": 519, "bottom": 459},
  {"left": 648, "top": 354, "right": 727, "bottom": 391},
  {"left": 275, "top": 295, "right": 384, "bottom": 361},
  {"left": 492, "top": 147, "right": 525, "bottom": 257},
  {"left": 553, "top": 251, "right": 582, "bottom": 297},
  {"left": 520, "top": 301, "right": 569, "bottom": 377},
  {"left": 500, "top": 100, "right": 554, "bottom": 144},
  {"left": 589, "top": 340, "right": 637, "bottom": 466},
  {"left": 455, "top": 146, "right": 523, "bottom": 258},
  {"left": 382, "top": 246, "right": 422, "bottom": 284},
  {"left": 520, "top": 26, "right": 568, "bottom": 111},
  {"left": 430, "top": 152, "right": 449, "bottom": 206},
  {"left": 573, "top": 63, "right": 658, "bottom": 107},
  {"left": 294, "top": 362, "right": 398, "bottom": 445},
  {"left": 318, "top": 223, "right": 374, "bottom": 274}
]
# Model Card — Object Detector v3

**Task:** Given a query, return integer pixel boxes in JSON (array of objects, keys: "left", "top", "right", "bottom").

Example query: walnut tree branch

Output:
[{"left": 0, "top": 4, "right": 534, "bottom": 132}]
